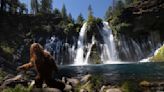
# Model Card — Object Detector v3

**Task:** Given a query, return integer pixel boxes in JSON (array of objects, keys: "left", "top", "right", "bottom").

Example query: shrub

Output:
[{"left": 2, "top": 85, "right": 31, "bottom": 92}]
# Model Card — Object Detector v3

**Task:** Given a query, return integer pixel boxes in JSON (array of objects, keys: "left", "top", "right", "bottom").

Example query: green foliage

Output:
[
  {"left": 68, "top": 13, "right": 74, "bottom": 23},
  {"left": 0, "top": 0, "right": 27, "bottom": 14},
  {"left": 31, "top": 0, "right": 39, "bottom": 14},
  {"left": 2, "top": 85, "right": 31, "bottom": 92},
  {"left": 53, "top": 8, "right": 62, "bottom": 17},
  {"left": 91, "top": 75, "right": 103, "bottom": 89},
  {"left": 87, "top": 4, "right": 95, "bottom": 25},
  {"left": 76, "top": 13, "right": 84, "bottom": 25},
  {"left": 124, "top": 0, "right": 140, "bottom": 7},
  {"left": 0, "top": 69, "right": 6, "bottom": 81},
  {"left": 121, "top": 81, "right": 136, "bottom": 92},
  {"left": 87, "top": 17, "right": 102, "bottom": 30},
  {"left": 110, "top": 17, "right": 132, "bottom": 36},
  {"left": 107, "top": 0, "right": 134, "bottom": 37},
  {"left": 113, "top": 0, "right": 125, "bottom": 17},
  {"left": 61, "top": 4, "right": 67, "bottom": 20},
  {"left": 0, "top": 43, "right": 14, "bottom": 54},
  {"left": 150, "top": 44, "right": 164, "bottom": 62},
  {"left": 104, "top": 6, "right": 113, "bottom": 20},
  {"left": 116, "top": 23, "right": 132, "bottom": 32},
  {"left": 40, "top": 0, "right": 52, "bottom": 14},
  {"left": 75, "top": 81, "right": 93, "bottom": 92},
  {"left": 64, "top": 23, "right": 74, "bottom": 35},
  {"left": 88, "top": 4, "right": 93, "bottom": 17}
]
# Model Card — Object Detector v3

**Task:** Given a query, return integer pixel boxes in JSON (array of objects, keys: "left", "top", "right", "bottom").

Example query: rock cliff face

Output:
[
  {"left": 119, "top": 0, "right": 164, "bottom": 38},
  {"left": 112, "top": 0, "right": 164, "bottom": 61}
]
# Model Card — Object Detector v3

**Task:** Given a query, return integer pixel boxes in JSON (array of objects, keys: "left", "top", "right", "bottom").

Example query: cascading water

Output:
[
  {"left": 74, "top": 23, "right": 88, "bottom": 65},
  {"left": 84, "top": 36, "right": 96, "bottom": 64},
  {"left": 74, "top": 21, "right": 118, "bottom": 65},
  {"left": 99, "top": 22, "right": 118, "bottom": 63},
  {"left": 118, "top": 34, "right": 162, "bottom": 62},
  {"left": 44, "top": 21, "right": 162, "bottom": 65},
  {"left": 44, "top": 36, "right": 76, "bottom": 64}
]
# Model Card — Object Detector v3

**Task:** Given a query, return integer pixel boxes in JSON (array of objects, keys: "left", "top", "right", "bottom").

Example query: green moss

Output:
[
  {"left": 75, "top": 75, "right": 103, "bottom": 92},
  {"left": 121, "top": 81, "right": 136, "bottom": 92},
  {"left": 75, "top": 81, "right": 93, "bottom": 92},
  {"left": 150, "top": 44, "right": 164, "bottom": 62},
  {"left": 0, "top": 44, "right": 14, "bottom": 54}
]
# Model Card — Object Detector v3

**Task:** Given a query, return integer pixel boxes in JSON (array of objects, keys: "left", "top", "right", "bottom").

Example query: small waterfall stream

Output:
[
  {"left": 99, "top": 22, "right": 118, "bottom": 63},
  {"left": 74, "top": 23, "right": 87, "bottom": 65}
]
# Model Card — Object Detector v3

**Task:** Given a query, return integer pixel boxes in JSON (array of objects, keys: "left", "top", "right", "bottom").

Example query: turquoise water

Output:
[{"left": 59, "top": 62, "right": 164, "bottom": 83}]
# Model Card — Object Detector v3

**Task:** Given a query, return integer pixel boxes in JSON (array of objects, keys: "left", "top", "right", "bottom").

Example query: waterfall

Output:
[
  {"left": 74, "top": 23, "right": 87, "bottom": 65},
  {"left": 44, "top": 36, "right": 76, "bottom": 65},
  {"left": 84, "top": 36, "right": 96, "bottom": 64},
  {"left": 99, "top": 22, "right": 118, "bottom": 63},
  {"left": 74, "top": 21, "right": 118, "bottom": 65},
  {"left": 44, "top": 21, "right": 162, "bottom": 65},
  {"left": 118, "top": 32, "right": 162, "bottom": 62}
]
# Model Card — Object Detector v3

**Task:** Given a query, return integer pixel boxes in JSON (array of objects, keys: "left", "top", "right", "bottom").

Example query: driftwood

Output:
[{"left": 0, "top": 73, "right": 29, "bottom": 89}]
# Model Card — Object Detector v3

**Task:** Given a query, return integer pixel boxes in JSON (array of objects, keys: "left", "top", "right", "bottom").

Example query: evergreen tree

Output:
[
  {"left": 87, "top": 4, "right": 94, "bottom": 22},
  {"left": 125, "top": 0, "right": 133, "bottom": 5},
  {"left": 68, "top": 13, "right": 74, "bottom": 23},
  {"left": 76, "top": 13, "right": 84, "bottom": 24},
  {"left": 104, "top": 6, "right": 112, "bottom": 20},
  {"left": 0, "top": 0, "right": 5, "bottom": 11},
  {"left": 31, "top": 0, "right": 39, "bottom": 14},
  {"left": 125, "top": 0, "right": 139, "bottom": 6},
  {"left": 53, "top": 8, "right": 62, "bottom": 17},
  {"left": 115, "top": 0, "right": 125, "bottom": 10},
  {"left": 61, "top": 4, "right": 67, "bottom": 20},
  {"left": 88, "top": 4, "right": 93, "bottom": 17},
  {"left": 9, "top": 0, "right": 19, "bottom": 13},
  {"left": 40, "top": 0, "right": 52, "bottom": 14},
  {"left": 19, "top": 3, "right": 27, "bottom": 14},
  {"left": 113, "top": 0, "right": 125, "bottom": 16}
]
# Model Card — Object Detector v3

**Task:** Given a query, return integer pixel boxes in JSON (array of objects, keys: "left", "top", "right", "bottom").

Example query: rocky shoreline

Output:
[{"left": 1, "top": 71, "right": 164, "bottom": 92}]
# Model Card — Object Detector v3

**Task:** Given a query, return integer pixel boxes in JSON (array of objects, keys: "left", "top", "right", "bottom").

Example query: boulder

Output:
[
  {"left": 66, "top": 77, "right": 80, "bottom": 87},
  {"left": 80, "top": 74, "right": 92, "bottom": 83},
  {"left": 106, "top": 88, "right": 122, "bottom": 92}
]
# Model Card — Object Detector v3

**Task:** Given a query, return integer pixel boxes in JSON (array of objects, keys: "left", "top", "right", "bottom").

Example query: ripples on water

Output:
[{"left": 59, "top": 62, "right": 164, "bottom": 84}]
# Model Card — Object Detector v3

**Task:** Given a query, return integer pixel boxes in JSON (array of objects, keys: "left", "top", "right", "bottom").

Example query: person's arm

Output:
[{"left": 17, "top": 59, "right": 34, "bottom": 71}]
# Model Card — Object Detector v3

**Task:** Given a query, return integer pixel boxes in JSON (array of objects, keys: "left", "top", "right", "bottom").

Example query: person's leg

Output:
[
  {"left": 45, "top": 79, "right": 65, "bottom": 90},
  {"left": 35, "top": 75, "right": 43, "bottom": 88}
]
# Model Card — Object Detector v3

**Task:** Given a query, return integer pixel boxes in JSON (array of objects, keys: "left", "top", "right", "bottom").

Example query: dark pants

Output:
[{"left": 35, "top": 76, "right": 65, "bottom": 91}]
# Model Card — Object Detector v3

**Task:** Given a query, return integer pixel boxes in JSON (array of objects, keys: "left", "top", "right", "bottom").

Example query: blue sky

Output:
[{"left": 21, "top": 0, "right": 113, "bottom": 20}]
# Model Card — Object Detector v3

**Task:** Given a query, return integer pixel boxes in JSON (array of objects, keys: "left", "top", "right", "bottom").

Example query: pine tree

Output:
[
  {"left": 53, "top": 8, "right": 61, "bottom": 16},
  {"left": 87, "top": 4, "right": 94, "bottom": 22},
  {"left": 104, "top": 6, "right": 112, "bottom": 20},
  {"left": 115, "top": 0, "right": 124, "bottom": 10},
  {"left": 0, "top": 0, "right": 5, "bottom": 11},
  {"left": 76, "top": 13, "right": 84, "bottom": 24},
  {"left": 88, "top": 4, "right": 93, "bottom": 18},
  {"left": 113, "top": 0, "right": 125, "bottom": 16},
  {"left": 40, "top": 0, "right": 52, "bottom": 14},
  {"left": 61, "top": 4, "right": 67, "bottom": 20},
  {"left": 31, "top": 0, "right": 39, "bottom": 14},
  {"left": 68, "top": 13, "right": 74, "bottom": 23},
  {"left": 10, "top": 0, "right": 19, "bottom": 13}
]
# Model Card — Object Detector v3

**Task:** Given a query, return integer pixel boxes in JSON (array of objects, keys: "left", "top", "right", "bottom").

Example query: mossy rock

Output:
[{"left": 150, "top": 44, "right": 164, "bottom": 62}]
